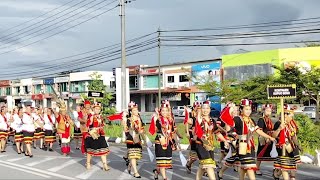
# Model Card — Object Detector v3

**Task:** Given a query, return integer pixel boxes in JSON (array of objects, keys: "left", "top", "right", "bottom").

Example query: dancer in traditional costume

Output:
[
  {"left": 272, "top": 104, "right": 301, "bottom": 180},
  {"left": 185, "top": 102, "right": 201, "bottom": 174},
  {"left": 72, "top": 105, "right": 82, "bottom": 150},
  {"left": 122, "top": 101, "right": 144, "bottom": 178},
  {"left": 33, "top": 107, "right": 45, "bottom": 149},
  {"left": 221, "top": 99, "right": 275, "bottom": 180},
  {"left": 12, "top": 108, "right": 24, "bottom": 154},
  {"left": 79, "top": 100, "right": 92, "bottom": 154},
  {"left": 255, "top": 104, "right": 275, "bottom": 176},
  {"left": 84, "top": 102, "right": 110, "bottom": 171},
  {"left": 194, "top": 101, "right": 229, "bottom": 180},
  {"left": 56, "top": 103, "right": 73, "bottom": 156},
  {"left": 0, "top": 106, "right": 9, "bottom": 152},
  {"left": 43, "top": 108, "right": 56, "bottom": 151},
  {"left": 22, "top": 105, "right": 35, "bottom": 157},
  {"left": 6, "top": 107, "right": 15, "bottom": 144},
  {"left": 149, "top": 101, "right": 174, "bottom": 180}
]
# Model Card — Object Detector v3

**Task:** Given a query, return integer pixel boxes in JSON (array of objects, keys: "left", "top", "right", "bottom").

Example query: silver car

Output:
[{"left": 302, "top": 106, "right": 317, "bottom": 119}]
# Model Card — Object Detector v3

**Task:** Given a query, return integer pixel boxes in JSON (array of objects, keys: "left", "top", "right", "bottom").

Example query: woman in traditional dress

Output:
[
  {"left": 221, "top": 99, "right": 275, "bottom": 180},
  {"left": 272, "top": 104, "right": 301, "bottom": 180},
  {"left": 73, "top": 105, "right": 82, "bottom": 150},
  {"left": 33, "top": 107, "right": 45, "bottom": 149},
  {"left": 122, "top": 101, "right": 144, "bottom": 178},
  {"left": 0, "top": 106, "right": 9, "bottom": 152},
  {"left": 194, "top": 101, "right": 229, "bottom": 180},
  {"left": 255, "top": 104, "right": 275, "bottom": 176},
  {"left": 43, "top": 108, "right": 56, "bottom": 151},
  {"left": 56, "top": 104, "right": 73, "bottom": 156},
  {"left": 84, "top": 102, "right": 110, "bottom": 171},
  {"left": 149, "top": 100, "right": 174, "bottom": 180},
  {"left": 185, "top": 102, "right": 201, "bottom": 174},
  {"left": 7, "top": 107, "right": 16, "bottom": 144},
  {"left": 12, "top": 108, "right": 24, "bottom": 154},
  {"left": 22, "top": 105, "right": 35, "bottom": 157}
]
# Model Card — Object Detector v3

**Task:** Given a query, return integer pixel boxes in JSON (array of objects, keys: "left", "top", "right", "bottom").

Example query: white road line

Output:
[
  {"left": 0, "top": 160, "right": 76, "bottom": 180},
  {"left": 48, "top": 159, "right": 82, "bottom": 172},
  {"left": 7, "top": 157, "right": 28, "bottom": 162},
  {"left": 0, "top": 163, "right": 50, "bottom": 178},
  {"left": 76, "top": 162, "right": 102, "bottom": 179},
  {"left": 26, "top": 157, "right": 54, "bottom": 167},
  {"left": 0, "top": 155, "right": 8, "bottom": 158}
]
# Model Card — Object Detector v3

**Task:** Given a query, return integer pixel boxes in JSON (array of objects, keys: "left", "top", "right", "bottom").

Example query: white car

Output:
[
  {"left": 302, "top": 106, "right": 317, "bottom": 119},
  {"left": 172, "top": 106, "right": 184, "bottom": 116}
]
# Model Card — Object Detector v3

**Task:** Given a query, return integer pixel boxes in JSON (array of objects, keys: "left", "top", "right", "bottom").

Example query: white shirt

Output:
[
  {"left": 32, "top": 113, "right": 43, "bottom": 128},
  {"left": 12, "top": 114, "right": 23, "bottom": 133},
  {"left": 73, "top": 111, "right": 80, "bottom": 128},
  {"left": 0, "top": 114, "right": 8, "bottom": 131},
  {"left": 43, "top": 114, "right": 56, "bottom": 131},
  {"left": 22, "top": 113, "right": 35, "bottom": 132}
]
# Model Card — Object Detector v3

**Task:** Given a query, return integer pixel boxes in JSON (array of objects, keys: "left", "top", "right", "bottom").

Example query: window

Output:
[
  {"left": 45, "top": 85, "right": 53, "bottom": 94},
  {"left": 34, "top": 85, "right": 42, "bottom": 94},
  {"left": 5, "top": 87, "right": 11, "bottom": 95},
  {"left": 179, "top": 75, "right": 189, "bottom": 82},
  {"left": 143, "top": 75, "right": 163, "bottom": 88},
  {"left": 13, "top": 87, "right": 20, "bottom": 95},
  {"left": 167, "top": 76, "right": 174, "bottom": 83},
  {"left": 110, "top": 81, "right": 116, "bottom": 88},
  {"left": 58, "top": 82, "right": 68, "bottom": 92},
  {"left": 71, "top": 81, "right": 86, "bottom": 92},
  {"left": 129, "top": 76, "right": 138, "bottom": 89},
  {"left": 23, "top": 86, "right": 28, "bottom": 94}
]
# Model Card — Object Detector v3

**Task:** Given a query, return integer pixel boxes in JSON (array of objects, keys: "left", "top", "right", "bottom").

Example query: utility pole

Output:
[
  {"left": 157, "top": 28, "right": 161, "bottom": 107},
  {"left": 120, "top": 0, "right": 127, "bottom": 111}
]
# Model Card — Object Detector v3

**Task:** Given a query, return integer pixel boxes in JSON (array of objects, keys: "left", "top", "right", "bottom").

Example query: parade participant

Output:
[
  {"left": 273, "top": 104, "right": 301, "bottom": 180},
  {"left": 22, "top": 105, "right": 35, "bottom": 157},
  {"left": 73, "top": 105, "right": 82, "bottom": 150},
  {"left": 12, "top": 108, "right": 24, "bottom": 154},
  {"left": 149, "top": 100, "right": 174, "bottom": 180},
  {"left": 33, "top": 107, "right": 45, "bottom": 149},
  {"left": 43, "top": 108, "right": 56, "bottom": 151},
  {"left": 256, "top": 104, "right": 275, "bottom": 176},
  {"left": 185, "top": 102, "right": 201, "bottom": 174},
  {"left": 194, "top": 101, "right": 229, "bottom": 180},
  {"left": 79, "top": 100, "right": 92, "bottom": 154},
  {"left": 122, "top": 101, "right": 144, "bottom": 178},
  {"left": 56, "top": 102, "right": 73, "bottom": 156},
  {"left": 0, "top": 106, "right": 9, "bottom": 152},
  {"left": 7, "top": 107, "right": 15, "bottom": 144},
  {"left": 222, "top": 99, "right": 275, "bottom": 180},
  {"left": 84, "top": 102, "right": 110, "bottom": 171}
]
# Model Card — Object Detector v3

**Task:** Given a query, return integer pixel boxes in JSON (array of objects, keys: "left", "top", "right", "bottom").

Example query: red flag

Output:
[
  {"left": 149, "top": 116, "right": 156, "bottom": 135},
  {"left": 183, "top": 109, "right": 189, "bottom": 124},
  {"left": 278, "top": 129, "right": 285, "bottom": 146},
  {"left": 220, "top": 107, "right": 235, "bottom": 127},
  {"left": 195, "top": 120, "right": 204, "bottom": 138},
  {"left": 107, "top": 112, "right": 123, "bottom": 121}
]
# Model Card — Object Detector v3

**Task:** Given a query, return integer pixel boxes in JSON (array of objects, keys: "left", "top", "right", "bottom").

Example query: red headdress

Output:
[
  {"left": 84, "top": 100, "right": 91, "bottom": 106},
  {"left": 128, "top": 101, "right": 138, "bottom": 109},
  {"left": 220, "top": 103, "right": 235, "bottom": 127},
  {"left": 240, "top": 99, "right": 252, "bottom": 107}
]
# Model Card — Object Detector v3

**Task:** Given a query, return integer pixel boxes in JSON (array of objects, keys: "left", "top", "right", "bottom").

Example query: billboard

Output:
[{"left": 191, "top": 61, "right": 221, "bottom": 85}]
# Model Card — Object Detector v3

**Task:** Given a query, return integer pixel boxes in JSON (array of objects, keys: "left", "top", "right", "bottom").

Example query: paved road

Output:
[{"left": 0, "top": 141, "right": 319, "bottom": 180}]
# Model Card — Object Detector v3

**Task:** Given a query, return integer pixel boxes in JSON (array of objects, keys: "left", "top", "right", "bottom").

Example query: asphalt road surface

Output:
[{"left": 0, "top": 141, "right": 319, "bottom": 180}]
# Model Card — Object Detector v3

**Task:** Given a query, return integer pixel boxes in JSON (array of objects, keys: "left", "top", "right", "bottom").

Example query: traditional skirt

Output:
[
  {"left": 274, "top": 147, "right": 301, "bottom": 171},
  {"left": 85, "top": 135, "right": 110, "bottom": 156},
  {"left": 257, "top": 143, "right": 275, "bottom": 161},
  {"left": 126, "top": 133, "right": 142, "bottom": 160},
  {"left": 195, "top": 141, "right": 216, "bottom": 169},
  {"left": 224, "top": 143, "right": 240, "bottom": 167},
  {"left": 188, "top": 140, "right": 198, "bottom": 161},
  {"left": 14, "top": 132, "right": 23, "bottom": 143},
  {"left": 0, "top": 130, "right": 8, "bottom": 140},
  {"left": 23, "top": 131, "right": 34, "bottom": 144},
  {"left": 155, "top": 134, "right": 173, "bottom": 169},
  {"left": 73, "top": 128, "right": 82, "bottom": 140},
  {"left": 34, "top": 128, "right": 44, "bottom": 140},
  {"left": 238, "top": 148, "right": 257, "bottom": 170},
  {"left": 8, "top": 128, "right": 15, "bottom": 137},
  {"left": 45, "top": 130, "right": 56, "bottom": 143}
]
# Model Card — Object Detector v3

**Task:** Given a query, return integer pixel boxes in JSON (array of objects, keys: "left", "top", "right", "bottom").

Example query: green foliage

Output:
[
  {"left": 294, "top": 114, "right": 320, "bottom": 155},
  {"left": 81, "top": 72, "right": 116, "bottom": 117}
]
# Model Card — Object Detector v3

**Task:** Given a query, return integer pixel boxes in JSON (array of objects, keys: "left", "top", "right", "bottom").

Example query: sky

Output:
[{"left": 0, "top": 0, "right": 320, "bottom": 79}]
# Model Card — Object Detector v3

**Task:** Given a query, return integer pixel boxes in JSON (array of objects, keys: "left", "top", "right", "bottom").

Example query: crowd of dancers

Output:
[{"left": 0, "top": 98, "right": 301, "bottom": 180}]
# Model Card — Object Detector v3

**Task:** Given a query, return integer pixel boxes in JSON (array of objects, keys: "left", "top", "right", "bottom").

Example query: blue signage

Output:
[
  {"left": 44, "top": 78, "right": 54, "bottom": 85},
  {"left": 191, "top": 61, "right": 221, "bottom": 72}
]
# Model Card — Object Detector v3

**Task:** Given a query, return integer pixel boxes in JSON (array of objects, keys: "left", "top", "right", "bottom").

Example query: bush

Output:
[{"left": 294, "top": 114, "right": 320, "bottom": 155}]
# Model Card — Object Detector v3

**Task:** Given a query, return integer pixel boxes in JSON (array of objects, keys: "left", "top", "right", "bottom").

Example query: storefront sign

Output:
[
  {"left": 140, "top": 69, "right": 159, "bottom": 75},
  {"left": 70, "top": 93, "right": 81, "bottom": 99},
  {"left": 32, "top": 79, "right": 43, "bottom": 85},
  {"left": 0, "top": 80, "right": 10, "bottom": 87},
  {"left": 161, "top": 93, "right": 181, "bottom": 101},
  {"left": 267, "top": 84, "right": 296, "bottom": 99},
  {"left": 88, "top": 91, "right": 104, "bottom": 98},
  {"left": 191, "top": 61, "right": 221, "bottom": 86},
  {"left": 128, "top": 65, "right": 140, "bottom": 75},
  {"left": 32, "top": 94, "right": 44, "bottom": 100},
  {"left": 54, "top": 77, "right": 69, "bottom": 83},
  {"left": 44, "top": 78, "right": 54, "bottom": 85}
]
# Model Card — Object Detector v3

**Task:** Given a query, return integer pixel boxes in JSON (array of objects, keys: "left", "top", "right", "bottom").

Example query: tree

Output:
[{"left": 81, "top": 72, "right": 116, "bottom": 117}]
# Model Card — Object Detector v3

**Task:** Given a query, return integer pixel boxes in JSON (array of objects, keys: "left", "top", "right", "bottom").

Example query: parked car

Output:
[
  {"left": 172, "top": 106, "right": 184, "bottom": 116},
  {"left": 178, "top": 105, "right": 192, "bottom": 116},
  {"left": 302, "top": 106, "right": 317, "bottom": 119}
]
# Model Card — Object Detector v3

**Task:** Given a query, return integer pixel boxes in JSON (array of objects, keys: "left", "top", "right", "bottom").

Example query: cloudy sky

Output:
[{"left": 0, "top": 0, "right": 320, "bottom": 79}]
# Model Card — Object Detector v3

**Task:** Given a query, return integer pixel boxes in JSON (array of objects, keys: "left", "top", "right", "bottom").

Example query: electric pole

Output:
[
  {"left": 120, "top": 0, "right": 127, "bottom": 111},
  {"left": 157, "top": 28, "right": 161, "bottom": 107}
]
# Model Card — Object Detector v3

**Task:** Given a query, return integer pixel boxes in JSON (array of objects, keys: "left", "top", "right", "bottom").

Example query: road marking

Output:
[
  {"left": 7, "top": 157, "right": 28, "bottom": 162},
  {"left": 76, "top": 162, "right": 102, "bottom": 179},
  {"left": 0, "top": 155, "right": 8, "bottom": 158},
  {"left": 48, "top": 159, "right": 82, "bottom": 172},
  {"left": 26, "top": 157, "right": 54, "bottom": 167},
  {"left": 0, "top": 160, "right": 76, "bottom": 180},
  {"left": 0, "top": 163, "right": 50, "bottom": 178}
]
